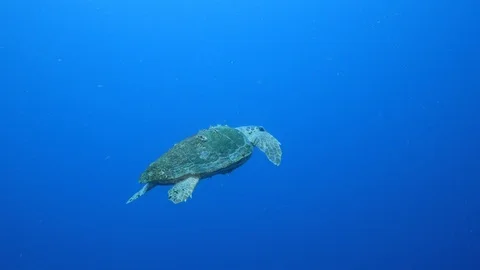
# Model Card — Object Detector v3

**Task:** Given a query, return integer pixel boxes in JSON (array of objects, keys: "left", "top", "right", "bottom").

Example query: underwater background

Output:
[{"left": 2, "top": 0, "right": 479, "bottom": 269}]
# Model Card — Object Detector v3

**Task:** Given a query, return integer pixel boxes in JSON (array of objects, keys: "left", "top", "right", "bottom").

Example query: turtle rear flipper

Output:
[
  {"left": 168, "top": 176, "right": 200, "bottom": 204},
  {"left": 126, "top": 182, "right": 156, "bottom": 204},
  {"left": 237, "top": 126, "right": 282, "bottom": 166}
]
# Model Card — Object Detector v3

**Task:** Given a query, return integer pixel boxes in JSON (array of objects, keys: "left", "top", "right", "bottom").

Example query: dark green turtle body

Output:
[
  {"left": 140, "top": 125, "right": 254, "bottom": 185},
  {"left": 126, "top": 124, "right": 282, "bottom": 204}
]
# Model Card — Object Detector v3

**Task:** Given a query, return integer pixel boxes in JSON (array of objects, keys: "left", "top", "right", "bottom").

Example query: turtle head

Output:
[
  {"left": 236, "top": 125, "right": 265, "bottom": 136},
  {"left": 236, "top": 125, "right": 282, "bottom": 166}
]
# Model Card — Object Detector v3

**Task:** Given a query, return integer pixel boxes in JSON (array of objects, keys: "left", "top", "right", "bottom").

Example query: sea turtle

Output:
[{"left": 126, "top": 124, "right": 282, "bottom": 204}]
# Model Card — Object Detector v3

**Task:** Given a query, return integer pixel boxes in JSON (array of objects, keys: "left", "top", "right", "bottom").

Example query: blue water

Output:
[{"left": 2, "top": 0, "right": 479, "bottom": 269}]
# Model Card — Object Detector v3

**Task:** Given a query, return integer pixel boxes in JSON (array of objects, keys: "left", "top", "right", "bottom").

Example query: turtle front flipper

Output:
[
  {"left": 126, "top": 183, "right": 156, "bottom": 204},
  {"left": 236, "top": 126, "right": 282, "bottom": 166},
  {"left": 168, "top": 176, "right": 200, "bottom": 204}
]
